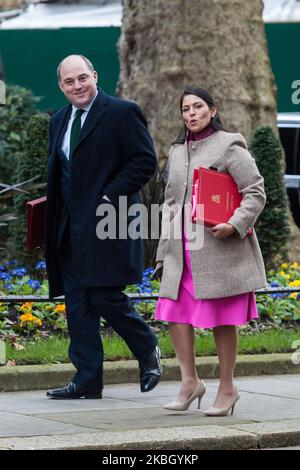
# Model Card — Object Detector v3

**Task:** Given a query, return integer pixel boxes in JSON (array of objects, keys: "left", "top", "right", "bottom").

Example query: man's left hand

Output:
[{"left": 208, "top": 223, "right": 236, "bottom": 240}]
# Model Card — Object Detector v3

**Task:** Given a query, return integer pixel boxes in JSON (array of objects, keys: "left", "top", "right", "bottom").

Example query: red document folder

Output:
[
  {"left": 26, "top": 196, "right": 47, "bottom": 250},
  {"left": 191, "top": 167, "right": 253, "bottom": 235}
]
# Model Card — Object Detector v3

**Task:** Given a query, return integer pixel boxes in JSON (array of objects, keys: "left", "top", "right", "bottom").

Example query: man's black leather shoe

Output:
[
  {"left": 46, "top": 382, "right": 102, "bottom": 399},
  {"left": 139, "top": 346, "right": 162, "bottom": 393}
]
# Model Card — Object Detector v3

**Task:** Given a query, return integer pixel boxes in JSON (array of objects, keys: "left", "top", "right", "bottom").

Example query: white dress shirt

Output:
[
  {"left": 61, "top": 91, "right": 98, "bottom": 160},
  {"left": 60, "top": 91, "right": 110, "bottom": 202}
]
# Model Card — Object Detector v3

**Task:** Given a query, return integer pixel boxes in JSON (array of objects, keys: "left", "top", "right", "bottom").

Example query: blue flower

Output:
[
  {"left": 11, "top": 268, "right": 27, "bottom": 278},
  {"left": 8, "top": 260, "right": 18, "bottom": 266},
  {"left": 0, "top": 273, "right": 11, "bottom": 282},
  {"left": 0, "top": 265, "right": 6, "bottom": 272},
  {"left": 270, "top": 281, "right": 279, "bottom": 287},
  {"left": 5, "top": 283, "right": 13, "bottom": 290},
  {"left": 35, "top": 260, "right": 46, "bottom": 270},
  {"left": 143, "top": 267, "right": 154, "bottom": 276},
  {"left": 144, "top": 268, "right": 154, "bottom": 274},
  {"left": 28, "top": 280, "right": 41, "bottom": 290}
]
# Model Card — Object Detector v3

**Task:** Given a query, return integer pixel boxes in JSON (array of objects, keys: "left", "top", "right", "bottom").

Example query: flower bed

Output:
[{"left": 0, "top": 260, "right": 299, "bottom": 345}]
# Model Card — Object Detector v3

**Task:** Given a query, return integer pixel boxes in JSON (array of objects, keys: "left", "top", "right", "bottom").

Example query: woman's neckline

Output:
[
  {"left": 186, "top": 124, "right": 216, "bottom": 143},
  {"left": 186, "top": 127, "right": 220, "bottom": 145}
]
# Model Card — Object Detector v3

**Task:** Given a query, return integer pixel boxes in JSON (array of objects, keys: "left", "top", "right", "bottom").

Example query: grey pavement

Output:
[{"left": 0, "top": 374, "right": 300, "bottom": 450}]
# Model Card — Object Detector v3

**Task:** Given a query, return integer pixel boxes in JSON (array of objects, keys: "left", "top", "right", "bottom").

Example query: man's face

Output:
[{"left": 59, "top": 57, "right": 98, "bottom": 108}]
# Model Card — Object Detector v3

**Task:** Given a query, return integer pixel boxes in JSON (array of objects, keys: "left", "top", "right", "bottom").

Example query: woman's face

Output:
[{"left": 181, "top": 94, "right": 217, "bottom": 133}]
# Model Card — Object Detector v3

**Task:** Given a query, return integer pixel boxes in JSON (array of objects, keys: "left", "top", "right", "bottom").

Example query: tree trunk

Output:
[{"left": 118, "top": 0, "right": 300, "bottom": 265}]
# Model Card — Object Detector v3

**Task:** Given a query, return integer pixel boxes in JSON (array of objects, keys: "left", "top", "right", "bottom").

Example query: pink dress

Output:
[
  {"left": 155, "top": 231, "right": 258, "bottom": 328},
  {"left": 155, "top": 126, "right": 259, "bottom": 329}
]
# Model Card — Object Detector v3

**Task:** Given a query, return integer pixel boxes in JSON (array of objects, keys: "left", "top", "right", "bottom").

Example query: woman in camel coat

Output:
[{"left": 155, "top": 87, "right": 267, "bottom": 416}]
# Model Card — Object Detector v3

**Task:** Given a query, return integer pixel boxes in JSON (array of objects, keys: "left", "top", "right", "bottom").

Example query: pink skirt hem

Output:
[{"left": 155, "top": 233, "right": 258, "bottom": 329}]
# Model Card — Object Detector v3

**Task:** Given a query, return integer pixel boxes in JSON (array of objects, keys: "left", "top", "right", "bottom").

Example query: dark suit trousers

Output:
[{"left": 58, "top": 231, "right": 157, "bottom": 391}]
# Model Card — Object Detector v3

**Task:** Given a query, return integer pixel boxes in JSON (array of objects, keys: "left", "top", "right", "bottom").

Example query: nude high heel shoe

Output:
[
  {"left": 162, "top": 381, "right": 206, "bottom": 411},
  {"left": 203, "top": 387, "right": 240, "bottom": 416}
]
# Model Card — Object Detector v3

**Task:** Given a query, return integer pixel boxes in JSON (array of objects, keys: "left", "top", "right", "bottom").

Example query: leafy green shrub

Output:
[
  {"left": 249, "top": 126, "right": 290, "bottom": 269},
  {"left": 249, "top": 125, "right": 290, "bottom": 270},
  {"left": 8, "top": 113, "right": 50, "bottom": 260},
  {"left": 0, "top": 84, "right": 39, "bottom": 183}
]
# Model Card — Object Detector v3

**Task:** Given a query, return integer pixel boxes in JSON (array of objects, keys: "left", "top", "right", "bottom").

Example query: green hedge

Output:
[
  {"left": 249, "top": 125, "right": 290, "bottom": 269},
  {"left": 0, "top": 84, "right": 39, "bottom": 183},
  {"left": 8, "top": 113, "right": 50, "bottom": 262}
]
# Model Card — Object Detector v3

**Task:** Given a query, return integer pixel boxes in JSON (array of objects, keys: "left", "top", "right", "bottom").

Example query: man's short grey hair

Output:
[{"left": 57, "top": 55, "right": 95, "bottom": 82}]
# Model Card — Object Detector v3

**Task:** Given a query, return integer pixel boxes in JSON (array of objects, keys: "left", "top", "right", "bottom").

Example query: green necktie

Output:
[{"left": 69, "top": 108, "right": 85, "bottom": 160}]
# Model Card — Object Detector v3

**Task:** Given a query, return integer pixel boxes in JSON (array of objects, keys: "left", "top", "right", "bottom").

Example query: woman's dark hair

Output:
[{"left": 173, "top": 87, "right": 228, "bottom": 144}]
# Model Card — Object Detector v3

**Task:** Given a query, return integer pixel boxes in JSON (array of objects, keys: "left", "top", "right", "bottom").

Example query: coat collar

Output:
[
  {"left": 75, "top": 89, "right": 108, "bottom": 152},
  {"left": 171, "top": 131, "right": 222, "bottom": 170}
]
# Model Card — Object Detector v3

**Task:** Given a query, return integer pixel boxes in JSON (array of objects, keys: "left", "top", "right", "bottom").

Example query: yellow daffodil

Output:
[
  {"left": 54, "top": 304, "right": 66, "bottom": 313},
  {"left": 290, "top": 292, "right": 298, "bottom": 300},
  {"left": 20, "top": 313, "right": 34, "bottom": 322},
  {"left": 281, "top": 263, "right": 288, "bottom": 269},
  {"left": 291, "top": 262, "right": 300, "bottom": 269},
  {"left": 289, "top": 280, "right": 300, "bottom": 287},
  {"left": 280, "top": 271, "right": 286, "bottom": 276},
  {"left": 20, "top": 302, "right": 33, "bottom": 312},
  {"left": 20, "top": 313, "right": 42, "bottom": 326}
]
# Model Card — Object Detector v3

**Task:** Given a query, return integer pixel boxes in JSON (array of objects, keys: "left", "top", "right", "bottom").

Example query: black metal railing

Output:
[{"left": 0, "top": 286, "right": 300, "bottom": 303}]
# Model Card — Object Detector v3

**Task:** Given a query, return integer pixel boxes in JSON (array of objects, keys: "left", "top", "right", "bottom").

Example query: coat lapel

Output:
[
  {"left": 57, "top": 106, "right": 72, "bottom": 150},
  {"left": 74, "top": 91, "right": 108, "bottom": 153},
  {"left": 49, "top": 106, "right": 71, "bottom": 160},
  {"left": 47, "top": 105, "right": 71, "bottom": 184}
]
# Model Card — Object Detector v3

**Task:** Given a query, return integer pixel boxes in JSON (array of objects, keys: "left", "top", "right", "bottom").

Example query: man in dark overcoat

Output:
[{"left": 45, "top": 55, "right": 161, "bottom": 399}]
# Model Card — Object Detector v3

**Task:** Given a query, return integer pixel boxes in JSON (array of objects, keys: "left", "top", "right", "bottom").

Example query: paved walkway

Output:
[{"left": 0, "top": 374, "right": 300, "bottom": 450}]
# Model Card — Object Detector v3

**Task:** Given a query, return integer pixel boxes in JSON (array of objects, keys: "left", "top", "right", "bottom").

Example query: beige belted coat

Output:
[{"left": 156, "top": 130, "right": 267, "bottom": 300}]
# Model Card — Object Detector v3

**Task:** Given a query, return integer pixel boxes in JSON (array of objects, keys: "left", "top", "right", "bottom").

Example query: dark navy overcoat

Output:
[{"left": 45, "top": 90, "right": 157, "bottom": 298}]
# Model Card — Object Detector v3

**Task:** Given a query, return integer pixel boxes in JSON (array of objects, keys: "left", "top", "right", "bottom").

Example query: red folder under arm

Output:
[
  {"left": 26, "top": 196, "right": 47, "bottom": 250},
  {"left": 191, "top": 167, "right": 253, "bottom": 235}
]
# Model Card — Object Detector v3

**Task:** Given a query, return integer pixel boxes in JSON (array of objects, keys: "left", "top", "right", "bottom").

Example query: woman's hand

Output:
[
  {"left": 151, "top": 261, "right": 163, "bottom": 281},
  {"left": 208, "top": 223, "right": 236, "bottom": 240}
]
